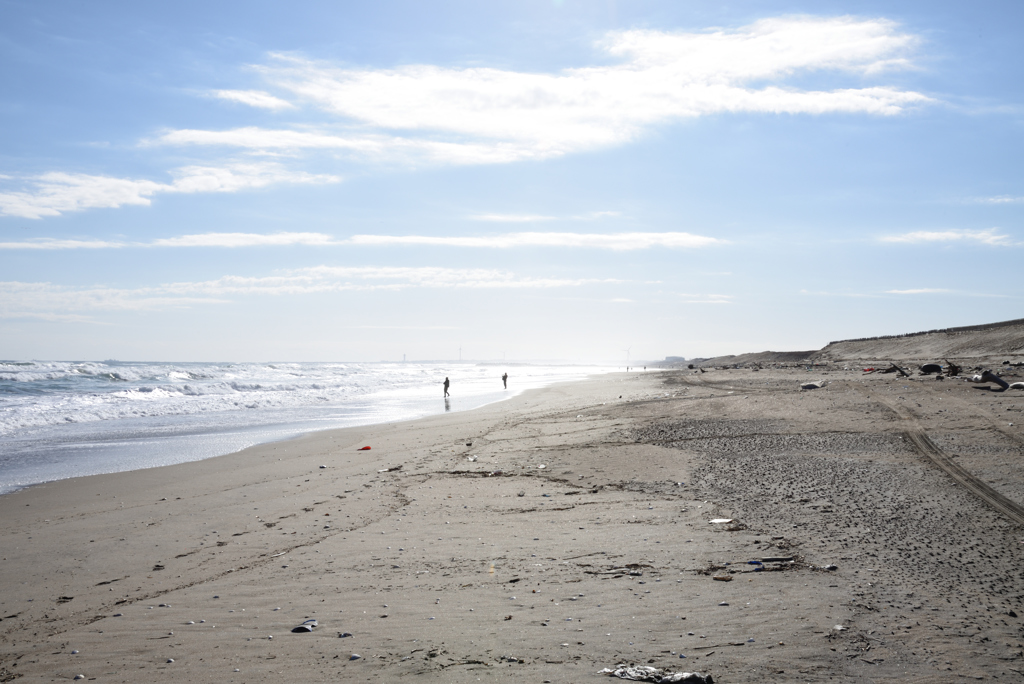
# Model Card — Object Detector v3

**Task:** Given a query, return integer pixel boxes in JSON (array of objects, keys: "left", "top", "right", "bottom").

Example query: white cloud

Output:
[
  {"left": 0, "top": 164, "right": 340, "bottom": 219},
  {"left": 885, "top": 288, "right": 951, "bottom": 294},
  {"left": 977, "top": 195, "right": 1024, "bottom": 204},
  {"left": 0, "top": 281, "right": 230, "bottom": 320},
  {"left": 151, "top": 232, "right": 338, "bottom": 248},
  {"left": 158, "top": 17, "right": 928, "bottom": 166},
  {"left": 467, "top": 211, "right": 622, "bottom": 222},
  {"left": 0, "top": 232, "right": 340, "bottom": 250},
  {"left": 0, "top": 238, "right": 128, "bottom": 250},
  {"left": 879, "top": 228, "right": 1013, "bottom": 245},
  {"left": 6, "top": 16, "right": 932, "bottom": 222},
  {"left": 212, "top": 89, "right": 295, "bottom": 110},
  {"left": 678, "top": 293, "right": 733, "bottom": 304},
  {"left": 0, "top": 230, "right": 719, "bottom": 251},
  {"left": 468, "top": 214, "right": 557, "bottom": 223},
  {"left": 0, "top": 266, "right": 617, "bottom": 318},
  {"left": 166, "top": 266, "right": 616, "bottom": 295},
  {"left": 0, "top": 173, "right": 165, "bottom": 219},
  {"left": 348, "top": 231, "right": 723, "bottom": 250}
]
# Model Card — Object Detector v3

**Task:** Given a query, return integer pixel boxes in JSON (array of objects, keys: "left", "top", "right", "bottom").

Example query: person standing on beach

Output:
[
  {"left": 502, "top": 372, "right": 508, "bottom": 389},
  {"left": 443, "top": 377, "right": 450, "bottom": 397}
]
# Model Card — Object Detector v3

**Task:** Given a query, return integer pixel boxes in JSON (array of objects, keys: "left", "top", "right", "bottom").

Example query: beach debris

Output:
[
  {"left": 74, "top": 675, "right": 85, "bottom": 680},
  {"left": 801, "top": 380, "right": 827, "bottom": 390},
  {"left": 338, "top": 632, "right": 353, "bottom": 638},
  {"left": 377, "top": 465, "right": 402, "bottom": 473},
  {"left": 709, "top": 518, "right": 733, "bottom": 524},
  {"left": 1010, "top": 382, "right": 1024, "bottom": 390},
  {"left": 349, "top": 654, "right": 362, "bottom": 661},
  {"left": 292, "top": 619, "right": 318, "bottom": 633},
  {"left": 718, "top": 602, "right": 729, "bottom": 606},
  {"left": 358, "top": 446, "right": 371, "bottom": 451},
  {"left": 878, "top": 363, "right": 910, "bottom": 377},
  {"left": 919, "top": 363, "right": 942, "bottom": 375},
  {"left": 981, "top": 370, "right": 1010, "bottom": 390},
  {"left": 319, "top": 465, "right": 326, "bottom": 469},
  {"left": 166, "top": 658, "right": 175, "bottom": 663},
  {"left": 467, "top": 455, "right": 477, "bottom": 462},
  {"left": 538, "top": 464, "right": 546, "bottom": 469},
  {"left": 712, "top": 575, "right": 732, "bottom": 582},
  {"left": 833, "top": 624, "right": 846, "bottom": 631},
  {"left": 944, "top": 359, "right": 961, "bottom": 376},
  {"left": 598, "top": 664, "right": 713, "bottom": 683}
]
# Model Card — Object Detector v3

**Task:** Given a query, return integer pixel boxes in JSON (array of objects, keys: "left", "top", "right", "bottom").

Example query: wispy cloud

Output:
[
  {"left": 0, "top": 231, "right": 722, "bottom": 251},
  {"left": 152, "top": 232, "right": 337, "bottom": 248},
  {"left": 157, "top": 17, "right": 928, "bottom": 168},
  {"left": 0, "top": 238, "right": 128, "bottom": 250},
  {"left": 468, "top": 214, "right": 557, "bottom": 223},
  {"left": 348, "top": 231, "right": 723, "bottom": 250},
  {"left": 976, "top": 195, "right": 1024, "bottom": 204},
  {"left": 0, "top": 266, "right": 618, "bottom": 318},
  {"left": 468, "top": 211, "right": 622, "bottom": 222},
  {"left": 7, "top": 16, "right": 932, "bottom": 221},
  {"left": 879, "top": 228, "right": 1014, "bottom": 245},
  {"left": 678, "top": 293, "right": 733, "bottom": 304},
  {"left": 211, "top": 89, "right": 295, "bottom": 110},
  {"left": 0, "top": 164, "right": 340, "bottom": 219},
  {"left": 0, "top": 232, "right": 341, "bottom": 250},
  {"left": 885, "top": 288, "right": 951, "bottom": 294}
]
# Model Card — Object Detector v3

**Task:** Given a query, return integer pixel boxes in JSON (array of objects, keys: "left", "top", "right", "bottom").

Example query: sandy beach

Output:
[{"left": 2, "top": 363, "right": 1023, "bottom": 682}]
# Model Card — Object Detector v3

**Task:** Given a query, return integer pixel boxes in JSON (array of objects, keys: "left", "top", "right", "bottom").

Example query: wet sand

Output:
[{"left": 1, "top": 367, "right": 1023, "bottom": 682}]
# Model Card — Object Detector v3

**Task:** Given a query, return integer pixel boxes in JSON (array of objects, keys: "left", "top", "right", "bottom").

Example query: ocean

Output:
[{"left": 0, "top": 360, "right": 612, "bottom": 495}]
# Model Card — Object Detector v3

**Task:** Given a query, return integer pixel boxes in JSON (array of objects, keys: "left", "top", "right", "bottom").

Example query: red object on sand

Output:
[{"left": 358, "top": 446, "right": 371, "bottom": 450}]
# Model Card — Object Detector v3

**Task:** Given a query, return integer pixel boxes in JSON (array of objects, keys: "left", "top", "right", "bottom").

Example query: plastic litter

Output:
[
  {"left": 1009, "top": 382, "right": 1024, "bottom": 390},
  {"left": 292, "top": 619, "right": 318, "bottom": 633},
  {"left": 358, "top": 446, "right": 371, "bottom": 451},
  {"left": 709, "top": 519, "right": 733, "bottom": 524},
  {"left": 598, "top": 664, "right": 713, "bottom": 683},
  {"left": 801, "top": 381, "right": 827, "bottom": 390}
]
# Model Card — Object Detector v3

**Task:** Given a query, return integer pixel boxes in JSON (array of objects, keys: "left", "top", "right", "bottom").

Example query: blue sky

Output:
[{"left": 1, "top": 0, "right": 1021, "bottom": 362}]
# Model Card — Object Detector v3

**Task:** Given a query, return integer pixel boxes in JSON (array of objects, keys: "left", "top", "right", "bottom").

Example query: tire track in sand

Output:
[{"left": 867, "top": 390, "right": 1024, "bottom": 527}]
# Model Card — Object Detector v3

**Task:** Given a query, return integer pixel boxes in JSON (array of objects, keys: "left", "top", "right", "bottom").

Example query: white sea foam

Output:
[{"left": 0, "top": 361, "right": 613, "bottom": 494}]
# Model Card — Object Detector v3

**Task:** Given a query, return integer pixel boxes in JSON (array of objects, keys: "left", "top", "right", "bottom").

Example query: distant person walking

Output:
[
  {"left": 443, "top": 377, "right": 450, "bottom": 397},
  {"left": 502, "top": 372, "right": 508, "bottom": 389}
]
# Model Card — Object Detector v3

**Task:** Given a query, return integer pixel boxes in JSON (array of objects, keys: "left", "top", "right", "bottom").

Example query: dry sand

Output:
[{"left": 1, "top": 367, "right": 1023, "bottom": 682}]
